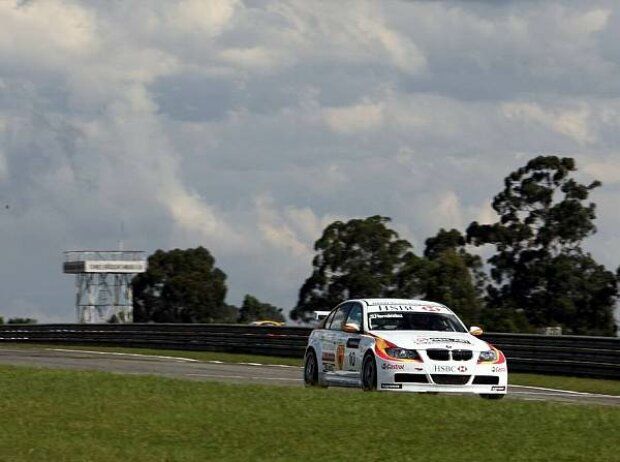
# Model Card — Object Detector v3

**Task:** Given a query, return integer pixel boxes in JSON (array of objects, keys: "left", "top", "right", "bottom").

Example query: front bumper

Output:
[{"left": 376, "top": 358, "right": 508, "bottom": 394}]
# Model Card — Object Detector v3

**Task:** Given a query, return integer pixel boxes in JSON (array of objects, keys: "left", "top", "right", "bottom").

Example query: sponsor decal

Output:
[
  {"left": 381, "top": 363, "right": 405, "bottom": 370},
  {"left": 322, "top": 352, "right": 335, "bottom": 362},
  {"left": 369, "top": 313, "right": 403, "bottom": 319},
  {"left": 375, "top": 305, "right": 420, "bottom": 311},
  {"left": 492, "top": 366, "right": 507, "bottom": 373},
  {"left": 433, "top": 365, "right": 468, "bottom": 373},
  {"left": 491, "top": 386, "right": 506, "bottom": 391},
  {"left": 380, "top": 383, "right": 403, "bottom": 389},
  {"left": 414, "top": 337, "right": 472, "bottom": 345},
  {"left": 336, "top": 344, "right": 345, "bottom": 370},
  {"left": 373, "top": 305, "right": 445, "bottom": 312},
  {"left": 421, "top": 306, "right": 442, "bottom": 312},
  {"left": 348, "top": 351, "right": 356, "bottom": 368},
  {"left": 346, "top": 338, "right": 361, "bottom": 349}
]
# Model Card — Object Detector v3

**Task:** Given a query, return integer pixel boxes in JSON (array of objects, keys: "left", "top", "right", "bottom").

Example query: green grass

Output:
[
  {"left": 509, "top": 373, "right": 620, "bottom": 396},
  {"left": 0, "top": 365, "right": 618, "bottom": 462},
  {"left": 2, "top": 343, "right": 619, "bottom": 395},
  {"left": 0, "top": 343, "right": 303, "bottom": 366}
]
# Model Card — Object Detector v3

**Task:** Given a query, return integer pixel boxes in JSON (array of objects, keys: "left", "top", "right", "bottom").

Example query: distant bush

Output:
[{"left": 7, "top": 317, "right": 37, "bottom": 325}]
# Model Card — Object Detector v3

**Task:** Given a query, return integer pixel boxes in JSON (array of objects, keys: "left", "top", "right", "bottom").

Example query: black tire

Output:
[
  {"left": 304, "top": 350, "right": 319, "bottom": 387},
  {"left": 362, "top": 354, "right": 377, "bottom": 391},
  {"left": 479, "top": 394, "right": 505, "bottom": 400}
]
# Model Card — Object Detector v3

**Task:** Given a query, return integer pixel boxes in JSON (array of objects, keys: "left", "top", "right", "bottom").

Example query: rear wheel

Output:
[
  {"left": 479, "top": 394, "right": 505, "bottom": 400},
  {"left": 362, "top": 354, "right": 377, "bottom": 391},
  {"left": 304, "top": 350, "right": 319, "bottom": 387}
]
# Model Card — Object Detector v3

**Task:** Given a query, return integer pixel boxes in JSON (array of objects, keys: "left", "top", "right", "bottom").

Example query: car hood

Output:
[{"left": 369, "top": 330, "right": 490, "bottom": 351}]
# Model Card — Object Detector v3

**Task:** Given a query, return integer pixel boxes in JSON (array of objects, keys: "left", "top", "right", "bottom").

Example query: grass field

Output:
[
  {"left": 2, "top": 343, "right": 618, "bottom": 396},
  {"left": 0, "top": 365, "right": 618, "bottom": 462}
]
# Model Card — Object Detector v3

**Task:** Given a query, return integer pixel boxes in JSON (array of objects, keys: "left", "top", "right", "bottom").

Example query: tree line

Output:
[
  {"left": 0, "top": 317, "right": 37, "bottom": 325},
  {"left": 132, "top": 156, "right": 618, "bottom": 336}
]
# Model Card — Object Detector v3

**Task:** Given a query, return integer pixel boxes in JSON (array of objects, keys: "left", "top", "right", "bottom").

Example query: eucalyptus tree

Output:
[
  {"left": 467, "top": 156, "right": 617, "bottom": 335},
  {"left": 291, "top": 216, "right": 424, "bottom": 322},
  {"left": 132, "top": 247, "right": 236, "bottom": 323}
]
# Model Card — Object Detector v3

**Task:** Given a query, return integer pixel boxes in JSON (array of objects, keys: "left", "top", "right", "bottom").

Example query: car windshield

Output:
[{"left": 367, "top": 312, "right": 467, "bottom": 333}]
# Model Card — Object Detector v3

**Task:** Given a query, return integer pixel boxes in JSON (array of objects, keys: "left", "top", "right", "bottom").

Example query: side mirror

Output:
[
  {"left": 343, "top": 323, "right": 361, "bottom": 334},
  {"left": 469, "top": 326, "right": 483, "bottom": 336}
]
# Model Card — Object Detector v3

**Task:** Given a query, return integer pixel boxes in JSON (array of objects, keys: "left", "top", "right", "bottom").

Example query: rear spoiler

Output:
[{"left": 314, "top": 310, "right": 331, "bottom": 321}]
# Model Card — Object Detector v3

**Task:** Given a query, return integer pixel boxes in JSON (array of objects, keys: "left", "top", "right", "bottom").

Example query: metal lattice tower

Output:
[{"left": 63, "top": 251, "right": 147, "bottom": 323}]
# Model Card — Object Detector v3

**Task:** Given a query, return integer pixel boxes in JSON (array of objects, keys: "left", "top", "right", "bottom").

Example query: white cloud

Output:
[
  {"left": 168, "top": 0, "right": 239, "bottom": 37},
  {"left": 582, "top": 158, "right": 620, "bottom": 184},
  {"left": 255, "top": 196, "right": 322, "bottom": 259},
  {"left": 1, "top": 0, "right": 620, "bottom": 321},
  {"left": 324, "top": 101, "right": 384, "bottom": 135},
  {"left": 357, "top": 16, "right": 427, "bottom": 75},
  {"left": 435, "top": 191, "right": 464, "bottom": 231},
  {"left": 219, "top": 46, "right": 290, "bottom": 73},
  {"left": 0, "top": 1, "right": 98, "bottom": 70},
  {"left": 502, "top": 102, "right": 595, "bottom": 144},
  {"left": 0, "top": 148, "right": 6, "bottom": 181},
  {"left": 165, "top": 190, "right": 244, "bottom": 250}
]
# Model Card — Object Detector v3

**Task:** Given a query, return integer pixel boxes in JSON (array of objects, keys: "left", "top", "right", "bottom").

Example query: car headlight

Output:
[
  {"left": 385, "top": 348, "right": 420, "bottom": 360},
  {"left": 478, "top": 349, "right": 498, "bottom": 362}
]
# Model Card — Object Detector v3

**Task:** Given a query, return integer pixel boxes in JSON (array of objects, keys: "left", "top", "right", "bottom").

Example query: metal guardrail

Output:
[{"left": 0, "top": 324, "right": 618, "bottom": 379}]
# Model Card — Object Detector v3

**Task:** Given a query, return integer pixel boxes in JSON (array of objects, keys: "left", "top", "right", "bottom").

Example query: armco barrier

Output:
[{"left": 0, "top": 324, "right": 618, "bottom": 379}]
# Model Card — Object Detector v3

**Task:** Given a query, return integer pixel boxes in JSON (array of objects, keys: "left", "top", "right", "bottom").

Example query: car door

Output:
[
  {"left": 342, "top": 302, "right": 364, "bottom": 374},
  {"left": 320, "top": 304, "right": 351, "bottom": 373}
]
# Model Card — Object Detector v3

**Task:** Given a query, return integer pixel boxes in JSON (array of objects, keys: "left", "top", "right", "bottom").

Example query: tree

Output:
[
  {"left": 291, "top": 216, "right": 424, "bottom": 322},
  {"left": 422, "top": 229, "right": 485, "bottom": 325},
  {"left": 467, "top": 156, "right": 617, "bottom": 335},
  {"left": 238, "top": 295, "right": 285, "bottom": 324},
  {"left": 132, "top": 247, "right": 237, "bottom": 323}
]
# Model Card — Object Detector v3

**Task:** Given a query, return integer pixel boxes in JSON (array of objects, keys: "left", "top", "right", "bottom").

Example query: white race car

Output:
[{"left": 303, "top": 298, "right": 507, "bottom": 399}]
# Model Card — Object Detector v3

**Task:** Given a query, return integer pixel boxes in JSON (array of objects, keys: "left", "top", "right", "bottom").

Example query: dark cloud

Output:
[{"left": 0, "top": 0, "right": 619, "bottom": 323}]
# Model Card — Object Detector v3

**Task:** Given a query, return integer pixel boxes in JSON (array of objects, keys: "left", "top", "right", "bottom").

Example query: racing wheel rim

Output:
[
  {"left": 362, "top": 355, "right": 376, "bottom": 390},
  {"left": 304, "top": 351, "right": 317, "bottom": 385}
]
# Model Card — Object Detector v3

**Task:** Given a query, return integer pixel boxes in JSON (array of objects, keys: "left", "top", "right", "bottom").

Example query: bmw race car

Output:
[{"left": 303, "top": 299, "right": 507, "bottom": 399}]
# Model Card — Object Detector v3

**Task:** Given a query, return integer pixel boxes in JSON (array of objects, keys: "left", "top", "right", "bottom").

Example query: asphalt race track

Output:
[{"left": 0, "top": 347, "right": 618, "bottom": 407}]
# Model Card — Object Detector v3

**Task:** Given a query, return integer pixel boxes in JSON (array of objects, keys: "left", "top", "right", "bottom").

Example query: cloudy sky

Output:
[{"left": 1, "top": 0, "right": 620, "bottom": 324}]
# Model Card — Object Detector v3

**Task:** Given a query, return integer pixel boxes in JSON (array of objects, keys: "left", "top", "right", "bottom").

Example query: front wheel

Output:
[
  {"left": 304, "top": 350, "right": 319, "bottom": 387},
  {"left": 479, "top": 394, "right": 505, "bottom": 400},
  {"left": 362, "top": 354, "right": 377, "bottom": 391}
]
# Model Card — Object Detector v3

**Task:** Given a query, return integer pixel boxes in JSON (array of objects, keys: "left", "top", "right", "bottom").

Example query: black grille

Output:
[
  {"left": 431, "top": 375, "right": 471, "bottom": 385},
  {"left": 394, "top": 373, "right": 428, "bottom": 383},
  {"left": 426, "top": 349, "right": 472, "bottom": 361},
  {"left": 451, "top": 350, "right": 473, "bottom": 361},
  {"left": 427, "top": 349, "right": 450, "bottom": 361},
  {"left": 472, "top": 375, "right": 499, "bottom": 385}
]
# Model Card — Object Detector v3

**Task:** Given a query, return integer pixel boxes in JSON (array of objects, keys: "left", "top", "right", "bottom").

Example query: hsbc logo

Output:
[
  {"left": 433, "top": 365, "right": 468, "bottom": 373},
  {"left": 421, "top": 306, "right": 442, "bottom": 312}
]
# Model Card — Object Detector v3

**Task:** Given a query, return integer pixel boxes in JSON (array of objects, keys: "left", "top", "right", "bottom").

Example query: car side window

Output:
[
  {"left": 329, "top": 304, "right": 351, "bottom": 331},
  {"left": 344, "top": 303, "right": 363, "bottom": 331},
  {"left": 322, "top": 310, "right": 337, "bottom": 329}
]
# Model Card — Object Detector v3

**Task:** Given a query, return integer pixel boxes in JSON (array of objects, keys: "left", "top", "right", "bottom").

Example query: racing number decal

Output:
[{"left": 336, "top": 344, "right": 345, "bottom": 370}]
